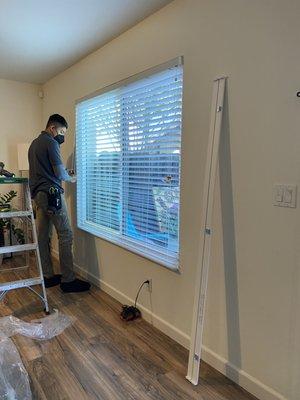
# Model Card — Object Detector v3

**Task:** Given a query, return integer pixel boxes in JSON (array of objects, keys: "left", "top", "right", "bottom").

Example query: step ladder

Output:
[{"left": 0, "top": 177, "right": 49, "bottom": 313}]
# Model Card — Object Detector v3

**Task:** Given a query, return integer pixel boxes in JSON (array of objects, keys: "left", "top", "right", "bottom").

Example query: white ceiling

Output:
[{"left": 0, "top": 0, "right": 173, "bottom": 84}]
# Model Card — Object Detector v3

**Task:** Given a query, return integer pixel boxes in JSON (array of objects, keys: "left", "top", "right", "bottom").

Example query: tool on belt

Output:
[{"left": 47, "top": 186, "right": 62, "bottom": 214}]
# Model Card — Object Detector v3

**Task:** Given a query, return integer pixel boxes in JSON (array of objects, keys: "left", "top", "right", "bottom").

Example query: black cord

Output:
[{"left": 134, "top": 280, "right": 149, "bottom": 308}]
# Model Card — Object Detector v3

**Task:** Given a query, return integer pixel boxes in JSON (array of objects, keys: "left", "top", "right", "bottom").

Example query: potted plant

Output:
[{"left": 0, "top": 190, "right": 25, "bottom": 265}]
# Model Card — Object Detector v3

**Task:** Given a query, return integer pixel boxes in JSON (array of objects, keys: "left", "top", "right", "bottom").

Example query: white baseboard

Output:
[
  {"left": 52, "top": 250, "right": 287, "bottom": 400},
  {"left": 52, "top": 249, "right": 189, "bottom": 348},
  {"left": 201, "top": 347, "right": 287, "bottom": 400},
  {"left": 74, "top": 261, "right": 191, "bottom": 349}
]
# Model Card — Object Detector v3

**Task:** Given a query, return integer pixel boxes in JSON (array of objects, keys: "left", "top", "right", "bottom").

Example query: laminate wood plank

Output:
[{"left": 27, "top": 357, "right": 70, "bottom": 400}]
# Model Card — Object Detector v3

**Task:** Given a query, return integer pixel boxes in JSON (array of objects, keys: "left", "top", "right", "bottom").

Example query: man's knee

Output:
[{"left": 58, "top": 228, "right": 73, "bottom": 244}]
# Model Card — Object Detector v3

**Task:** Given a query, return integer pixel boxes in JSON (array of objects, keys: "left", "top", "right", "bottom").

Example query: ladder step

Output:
[
  {"left": 0, "top": 277, "right": 43, "bottom": 291},
  {"left": 0, "top": 211, "right": 32, "bottom": 218},
  {"left": 0, "top": 243, "right": 37, "bottom": 254},
  {"left": 0, "top": 177, "right": 28, "bottom": 184}
]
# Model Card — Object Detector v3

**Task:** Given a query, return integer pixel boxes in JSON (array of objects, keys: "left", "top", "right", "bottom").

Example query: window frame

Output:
[{"left": 76, "top": 57, "right": 184, "bottom": 272}]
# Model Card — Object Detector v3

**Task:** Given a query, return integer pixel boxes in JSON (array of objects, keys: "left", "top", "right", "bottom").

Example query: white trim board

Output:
[
  {"left": 51, "top": 249, "right": 287, "bottom": 400},
  {"left": 187, "top": 77, "right": 226, "bottom": 385}
]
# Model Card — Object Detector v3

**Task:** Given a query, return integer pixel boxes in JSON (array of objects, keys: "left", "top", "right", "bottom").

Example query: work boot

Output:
[
  {"left": 60, "top": 279, "right": 91, "bottom": 293},
  {"left": 44, "top": 274, "right": 62, "bottom": 288}
]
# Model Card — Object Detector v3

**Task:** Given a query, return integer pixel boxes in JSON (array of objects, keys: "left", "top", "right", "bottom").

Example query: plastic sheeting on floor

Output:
[{"left": 0, "top": 310, "right": 73, "bottom": 400}]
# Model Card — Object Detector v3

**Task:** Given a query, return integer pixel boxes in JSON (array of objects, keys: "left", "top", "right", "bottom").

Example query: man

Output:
[{"left": 28, "top": 114, "right": 90, "bottom": 292}]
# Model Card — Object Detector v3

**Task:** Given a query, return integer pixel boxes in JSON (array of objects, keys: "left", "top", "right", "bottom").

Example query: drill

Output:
[{"left": 0, "top": 162, "right": 15, "bottom": 178}]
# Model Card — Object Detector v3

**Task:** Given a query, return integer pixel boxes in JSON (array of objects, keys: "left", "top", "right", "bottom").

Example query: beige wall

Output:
[
  {"left": 42, "top": 1, "right": 300, "bottom": 399},
  {"left": 0, "top": 79, "right": 42, "bottom": 173}
]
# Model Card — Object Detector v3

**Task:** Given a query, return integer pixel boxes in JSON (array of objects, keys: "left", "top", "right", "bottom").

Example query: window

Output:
[{"left": 76, "top": 58, "right": 183, "bottom": 270}]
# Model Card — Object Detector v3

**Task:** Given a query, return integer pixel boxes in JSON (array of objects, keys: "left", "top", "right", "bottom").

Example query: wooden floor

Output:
[{"left": 0, "top": 258, "right": 258, "bottom": 400}]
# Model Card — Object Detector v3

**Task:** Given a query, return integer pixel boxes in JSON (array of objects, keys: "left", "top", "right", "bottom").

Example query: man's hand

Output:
[
  {"left": 67, "top": 169, "right": 77, "bottom": 183},
  {"left": 54, "top": 164, "right": 77, "bottom": 183}
]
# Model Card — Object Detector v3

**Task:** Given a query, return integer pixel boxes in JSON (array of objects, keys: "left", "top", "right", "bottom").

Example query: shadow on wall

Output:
[
  {"left": 219, "top": 85, "right": 242, "bottom": 381},
  {"left": 65, "top": 153, "right": 100, "bottom": 282}
]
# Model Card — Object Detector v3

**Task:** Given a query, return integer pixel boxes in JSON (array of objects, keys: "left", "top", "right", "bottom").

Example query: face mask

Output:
[
  {"left": 54, "top": 134, "right": 65, "bottom": 145},
  {"left": 53, "top": 128, "right": 65, "bottom": 145}
]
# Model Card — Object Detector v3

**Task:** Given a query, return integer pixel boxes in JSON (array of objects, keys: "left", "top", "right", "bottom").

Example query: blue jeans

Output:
[{"left": 34, "top": 191, "right": 75, "bottom": 283}]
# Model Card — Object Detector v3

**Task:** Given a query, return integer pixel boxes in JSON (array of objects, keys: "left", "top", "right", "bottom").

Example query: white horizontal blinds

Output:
[
  {"left": 76, "top": 60, "right": 183, "bottom": 269},
  {"left": 76, "top": 90, "right": 122, "bottom": 234},
  {"left": 120, "top": 66, "right": 182, "bottom": 267}
]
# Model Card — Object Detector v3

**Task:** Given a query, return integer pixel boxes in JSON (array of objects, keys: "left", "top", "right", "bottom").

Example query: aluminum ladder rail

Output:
[{"left": 0, "top": 177, "right": 49, "bottom": 313}]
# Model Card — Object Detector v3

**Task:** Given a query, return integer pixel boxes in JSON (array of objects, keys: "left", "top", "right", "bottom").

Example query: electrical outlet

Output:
[{"left": 147, "top": 279, "right": 152, "bottom": 293}]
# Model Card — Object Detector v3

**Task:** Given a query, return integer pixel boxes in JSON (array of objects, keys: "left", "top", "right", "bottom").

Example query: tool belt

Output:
[{"left": 47, "top": 186, "right": 62, "bottom": 214}]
